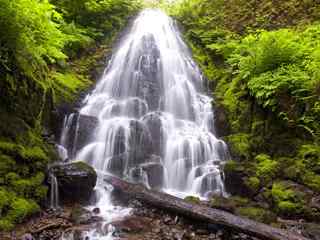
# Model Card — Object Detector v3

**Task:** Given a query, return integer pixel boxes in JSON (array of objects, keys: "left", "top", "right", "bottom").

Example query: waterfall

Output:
[
  {"left": 50, "top": 173, "right": 59, "bottom": 210},
  {"left": 62, "top": 9, "right": 228, "bottom": 198},
  {"left": 59, "top": 8, "right": 229, "bottom": 239}
]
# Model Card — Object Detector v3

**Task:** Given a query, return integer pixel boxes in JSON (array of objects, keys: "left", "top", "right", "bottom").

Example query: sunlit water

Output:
[{"left": 59, "top": 9, "right": 229, "bottom": 239}]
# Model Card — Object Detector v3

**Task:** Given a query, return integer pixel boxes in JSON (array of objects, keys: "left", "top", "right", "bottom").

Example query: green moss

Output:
[
  {"left": 6, "top": 198, "right": 39, "bottom": 224},
  {"left": 0, "top": 141, "right": 23, "bottom": 157},
  {"left": 245, "top": 176, "right": 261, "bottom": 193},
  {"left": 51, "top": 71, "right": 90, "bottom": 102},
  {"left": 0, "top": 188, "right": 12, "bottom": 215},
  {"left": 226, "top": 134, "right": 251, "bottom": 159},
  {"left": 236, "top": 207, "right": 276, "bottom": 224},
  {"left": 210, "top": 196, "right": 249, "bottom": 213},
  {"left": 0, "top": 155, "right": 16, "bottom": 175},
  {"left": 184, "top": 196, "right": 201, "bottom": 204},
  {"left": 298, "top": 144, "right": 320, "bottom": 172},
  {"left": 224, "top": 160, "right": 247, "bottom": 176},
  {"left": 20, "top": 146, "right": 48, "bottom": 162},
  {"left": 271, "top": 182, "right": 304, "bottom": 216},
  {"left": 0, "top": 219, "right": 14, "bottom": 231},
  {"left": 301, "top": 171, "right": 320, "bottom": 192},
  {"left": 9, "top": 172, "right": 46, "bottom": 200},
  {"left": 255, "top": 154, "right": 279, "bottom": 183}
]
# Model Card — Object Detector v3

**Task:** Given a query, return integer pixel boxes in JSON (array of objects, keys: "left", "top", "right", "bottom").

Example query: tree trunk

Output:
[{"left": 104, "top": 175, "right": 309, "bottom": 240}]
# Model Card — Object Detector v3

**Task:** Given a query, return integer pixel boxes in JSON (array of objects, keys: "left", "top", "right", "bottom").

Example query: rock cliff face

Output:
[{"left": 50, "top": 162, "right": 97, "bottom": 203}]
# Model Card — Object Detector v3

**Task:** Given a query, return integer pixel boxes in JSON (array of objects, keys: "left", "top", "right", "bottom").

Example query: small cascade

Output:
[{"left": 49, "top": 173, "right": 59, "bottom": 210}]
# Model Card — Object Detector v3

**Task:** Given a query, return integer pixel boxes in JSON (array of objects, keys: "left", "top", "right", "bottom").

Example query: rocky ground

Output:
[{"left": 0, "top": 198, "right": 264, "bottom": 240}]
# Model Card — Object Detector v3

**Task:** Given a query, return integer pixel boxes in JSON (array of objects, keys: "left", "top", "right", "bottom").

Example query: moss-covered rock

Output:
[
  {"left": 50, "top": 161, "right": 97, "bottom": 203},
  {"left": 0, "top": 188, "right": 40, "bottom": 231},
  {"left": 224, "top": 160, "right": 256, "bottom": 196},
  {"left": 271, "top": 181, "right": 305, "bottom": 217},
  {"left": 184, "top": 196, "right": 201, "bottom": 204},
  {"left": 210, "top": 195, "right": 249, "bottom": 213},
  {"left": 255, "top": 154, "right": 279, "bottom": 183},
  {"left": 236, "top": 207, "right": 277, "bottom": 224}
]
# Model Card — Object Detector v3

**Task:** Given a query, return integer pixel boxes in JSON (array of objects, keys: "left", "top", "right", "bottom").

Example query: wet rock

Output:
[
  {"left": 196, "top": 229, "right": 209, "bottom": 235},
  {"left": 303, "top": 223, "right": 320, "bottom": 240},
  {"left": 128, "top": 119, "right": 153, "bottom": 164},
  {"left": 140, "top": 160, "right": 164, "bottom": 189},
  {"left": 21, "top": 233, "right": 33, "bottom": 240},
  {"left": 214, "top": 105, "right": 230, "bottom": 138},
  {"left": 50, "top": 162, "right": 97, "bottom": 203},
  {"left": 223, "top": 161, "right": 253, "bottom": 197},
  {"left": 111, "top": 216, "right": 151, "bottom": 233},
  {"left": 142, "top": 112, "right": 165, "bottom": 155},
  {"left": 70, "top": 206, "right": 93, "bottom": 224},
  {"left": 107, "top": 153, "right": 128, "bottom": 177},
  {"left": 92, "top": 207, "right": 100, "bottom": 215},
  {"left": 61, "top": 113, "right": 99, "bottom": 157},
  {"left": 163, "top": 216, "right": 172, "bottom": 225}
]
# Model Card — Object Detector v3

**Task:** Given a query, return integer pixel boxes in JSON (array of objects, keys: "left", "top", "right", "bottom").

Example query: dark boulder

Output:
[
  {"left": 223, "top": 160, "right": 254, "bottom": 197},
  {"left": 142, "top": 112, "right": 164, "bottom": 156},
  {"left": 107, "top": 152, "right": 128, "bottom": 177},
  {"left": 140, "top": 161, "right": 164, "bottom": 189},
  {"left": 128, "top": 119, "right": 153, "bottom": 165},
  {"left": 50, "top": 161, "right": 97, "bottom": 203},
  {"left": 61, "top": 113, "right": 98, "bottom": 158}
]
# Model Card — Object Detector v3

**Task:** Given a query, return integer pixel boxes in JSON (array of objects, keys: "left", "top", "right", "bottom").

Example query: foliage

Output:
[
  {"left": 271, "top": 182, "right": 304, "bottom": 216},
  {"left": 0, "top": 0, "right": 68, "bottom": 81},
  {"left": 226, "top": 134, "right": 251, "bottom": 159},
  {"left": 255, "top": 154, "right": 279, "bottom": 183},
  {"left": 0, "top": 0, "right": 142, "bottom": 230},
  {"left": 172, "top": 0, "right": 320, "bottom": 221},
  {"left": 0, "top": 188, "right": 40, "bottom": 230}
]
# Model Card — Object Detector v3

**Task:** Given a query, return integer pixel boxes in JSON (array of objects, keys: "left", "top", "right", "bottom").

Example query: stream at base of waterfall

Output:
[{"left": 58, "top": 9, "right": 229, "bottom": 240}]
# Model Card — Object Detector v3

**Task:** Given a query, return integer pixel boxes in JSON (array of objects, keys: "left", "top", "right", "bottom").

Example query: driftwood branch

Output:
[{"left": 104, "top": 175, "right": 309, "bottom": 240}]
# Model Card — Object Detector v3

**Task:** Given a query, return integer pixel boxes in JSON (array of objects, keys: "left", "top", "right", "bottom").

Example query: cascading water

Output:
[
  {"left": 49, "top": 173, "right": 59, "bottom": 210},
  {"left": 60, "top": 8, "right": 229, "bottom": 239}
]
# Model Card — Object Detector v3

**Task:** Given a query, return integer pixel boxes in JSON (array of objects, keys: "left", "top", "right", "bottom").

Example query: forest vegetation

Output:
[
  {"left": 0, "top": 0, "right": 142, "bottom": 230},
  {"left": 170, "top": 0, "right": 320, "bottom": 225}
]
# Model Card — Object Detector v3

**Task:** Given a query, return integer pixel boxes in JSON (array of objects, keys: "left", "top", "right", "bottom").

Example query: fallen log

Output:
[{"left": 104, "top": 175, "right": 309, "bottom": 240}]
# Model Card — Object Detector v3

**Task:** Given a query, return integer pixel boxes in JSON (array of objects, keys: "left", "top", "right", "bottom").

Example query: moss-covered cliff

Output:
[
  {"left": 0, "top": 0, "right": 141, "bottom": 230},
  {"left": 171, "top": 0, "right": 320, "bottom": 224}
]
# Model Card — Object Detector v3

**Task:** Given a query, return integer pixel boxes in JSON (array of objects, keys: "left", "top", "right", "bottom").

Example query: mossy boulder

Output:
[
  {"left": 50, "top": 161, "right": 97, "bottom": 203},
  {"left": 269, "top": 181, "right": 320, "bottom": 220},
  {"left": 184, "top": 196, "right": 201, "bottom": 204},
  {"left": 210, "top": 195, "right": 249, "bottom": 213},
  {"left": 224, "top": 160, "right": 256, "bottom": 196}
]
